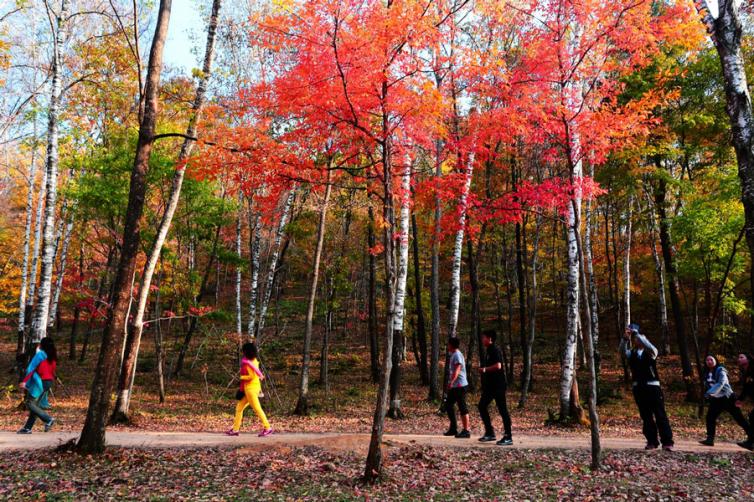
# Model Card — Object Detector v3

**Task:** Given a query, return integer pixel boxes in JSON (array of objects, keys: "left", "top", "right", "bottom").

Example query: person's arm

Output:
[
  {"left": 248, "top": 360, "right": 265, "bottom": 380},
  {"left": 636, "top": 334, "right": 658, "bottom": 359},
  {"left": 449, "top": 361, "right": 461, "bottom": 388},
  {"left": 479, "top": 347, "right": 503, "bottom": 373},
  {"left": 20, "top": 351, "right": 46, "bottom": 386},
  {"left": 618, "top": 337, "right": 631, "bottom": 359}
]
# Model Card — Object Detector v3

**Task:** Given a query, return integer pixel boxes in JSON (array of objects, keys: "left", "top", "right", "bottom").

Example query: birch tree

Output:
[{"left": 447, "top": 151, "right": 474, "bottom": 339}]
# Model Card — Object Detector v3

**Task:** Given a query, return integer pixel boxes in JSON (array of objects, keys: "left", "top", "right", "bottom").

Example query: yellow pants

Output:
[{"left": 232, "top": 383, "right": 270, "bottom": 431}]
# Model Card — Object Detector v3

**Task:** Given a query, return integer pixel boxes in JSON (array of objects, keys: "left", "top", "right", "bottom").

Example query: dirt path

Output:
[{"left": 0, "top": 431, "right": 750, "bottom": 454}]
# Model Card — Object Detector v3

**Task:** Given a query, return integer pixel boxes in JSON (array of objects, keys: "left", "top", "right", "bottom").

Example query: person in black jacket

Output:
[
  {"left": 620, "top": 323, "right": 674, "bottom": 451},
  {"left": 735, "top": 353, "right": 754, "bottom": 450},
  {"left": 477, "top": 330, "right": 512, "bottom": 446}
]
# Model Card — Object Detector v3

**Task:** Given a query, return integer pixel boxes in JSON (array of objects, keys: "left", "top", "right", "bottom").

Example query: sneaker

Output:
[
  {"left": 737, "top": 440, "right": 754, "bottom": 451},
  {"left": 644, "top": 443, "right": 659, "bottom": 450},
  {"left": 698, "top": 438, "right": 714, "bottom": 447},
  {"left": 16, "top": 428, "right": 32, "bottom": 435},
  {"left": 455, "top": 430, "right": 471, "bottom": 439},
  {"left": 478, "top": 435, "right": 496, "bottom": 442},
  {"left": 496, "top": 437, "right": 513, "bottom": 446},
  {"left": 443, "top": 429, "right": 458, "bottom": 437},
  {"left": 258, "top": 428, "right": 273, "bottom": 437},
  {"left": 44, "top": 418, "right": 55, "bottom": 432},
  {"left": 225, "top": 429, "right": 239, "bottom": 436},
  {"left": 662, "top": 444, "right": 674, "bottom": 452}
]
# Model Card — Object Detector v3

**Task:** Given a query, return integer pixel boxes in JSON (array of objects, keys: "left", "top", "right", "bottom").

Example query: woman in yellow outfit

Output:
[{"left": 227, "top": 342, "right": 273, "bottom": 436}]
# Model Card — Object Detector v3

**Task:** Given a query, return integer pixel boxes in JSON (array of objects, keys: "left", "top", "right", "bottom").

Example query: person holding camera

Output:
[
  {"left": 477, "top": 330, "right": 512, "bottom": 446},
  {"left": 620, "top": 323, "right": 674, "bottom": 451},
  {"left": 443, "top": 337, "right": 471, "bottom": 438}
]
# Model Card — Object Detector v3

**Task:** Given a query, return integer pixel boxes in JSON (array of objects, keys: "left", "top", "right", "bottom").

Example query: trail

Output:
[{"left": 0, "top": 431, "right": 749, "bottom": 454}]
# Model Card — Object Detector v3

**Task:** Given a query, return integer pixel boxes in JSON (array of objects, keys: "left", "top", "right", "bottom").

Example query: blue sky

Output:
[{"left": 164, "top": 0, "right": 205, "bottom": 74}]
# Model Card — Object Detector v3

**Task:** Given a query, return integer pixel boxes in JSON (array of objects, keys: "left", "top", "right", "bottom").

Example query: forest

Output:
[{"left": 1, "top": 0, "right": 754, "bottom": 499}]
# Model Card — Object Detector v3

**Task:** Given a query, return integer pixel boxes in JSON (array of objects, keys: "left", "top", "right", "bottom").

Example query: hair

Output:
[
  {"left": 481, "top": 329, "right": 496, "bottom": 342},
  {"left": 241, "top": 342, "right": 258, "bottom": 360},
  {"left": 40, "top": 337, "right": 57, "bottom": 363},
  {"left": 628, "top": 323, "right": 640, "bottom": 335},
  {"left": 740, "top": 353, "right": 754, "bottom": 372},
  {"left": 448, "top": 337, "right": 461, "bottom": 350}
]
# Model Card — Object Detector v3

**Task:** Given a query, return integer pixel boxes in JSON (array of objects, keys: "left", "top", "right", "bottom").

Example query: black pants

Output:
[
  {"left": 706, "top": 396, "right": 753, "bottom": 441},
  {"left": 478, "top": 386, "right": 512, "bottom": 438},
  {"left": 633, "top": 385, "right": 673, "bottom": 446},
  {"left": 446, "top": 386, "right": 469, "bottom": 432},
  {"left": 24, "top": 380, "right": 53, "bottom": 430}
]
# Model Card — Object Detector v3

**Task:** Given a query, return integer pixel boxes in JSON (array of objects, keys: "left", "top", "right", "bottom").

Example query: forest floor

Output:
[{"left": 2, "top": 327, "right": 754, "bottom": 500}]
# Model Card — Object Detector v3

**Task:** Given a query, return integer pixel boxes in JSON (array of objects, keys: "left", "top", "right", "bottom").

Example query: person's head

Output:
[
  {"left": 481, "top": 330, "right": 496, "bottom": 348},
  {"left": 447, "top": 337, "right": 460, "bottom": 353},
  {"left": 705, "top": 355, "right": 718, "bottom": 370},
  {"left": 738, "top": 353, "right": 753, "bottom": 371},
  {"left": 241, "top": 342, "right": 258, "bottom": 360},
  {"left": 39, "top": 337, "right": 57, "bottom": 363}
]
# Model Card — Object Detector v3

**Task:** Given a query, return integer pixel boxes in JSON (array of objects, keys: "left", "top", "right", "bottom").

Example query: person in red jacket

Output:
[{"left": 18, "top": 337, "right": 57, "bottom": 434}]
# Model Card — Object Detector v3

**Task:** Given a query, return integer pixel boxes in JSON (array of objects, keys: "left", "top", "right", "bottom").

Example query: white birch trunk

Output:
[
  {"left": 247, "top": 209, "right": 261, "bottom": 337},
  {"left": 17, "top": 132, "right": 39, "bottom": 345},
  {"left": 256, "top": 186, "right": 295, "bottom": 339},
  {"left": 447, "top": 151, "right": 475, "bottom": 339},
  {"left": 27, "top": 144, "right": 47, "bottom": 311},
  {"left": 645, "top": 192, "right": 670, "bottom": 353},
  {"left": 29, "top": 0, "right": 69, "bottom": 344},
  {"left": 623, "top": 196, "right": 633, "bottom": 327},
  {"left": 584, "top": 164, "right": 599, "bottom": 359},
  {"left": 559, "top": 132, "right": 582, "bottom": 418},
  {"left": 48, "top": 211, "right": 74, "bottom": 329},
  {"left": 392, "top": 155, "right": 412, "bottom": 332},
  {"left": 235, "top": 192, "right": 243, "bottom": 335}
]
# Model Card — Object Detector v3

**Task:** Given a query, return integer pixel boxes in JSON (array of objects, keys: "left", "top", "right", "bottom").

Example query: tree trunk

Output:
[
  {"left": 28, "top": 0, "right": 69, "bottom": 345},
  {"left": 154, "top": 269, "right": 166, "bottom": 404},
  {"left": 696, "top": 0, "right": 754, "bottom": 362},
  {"left": 256, "top": 188, "right": 296, "bottom": 339},
  {"left": 48, "top": 209, "right": 75, "bottom": 330},
  {"left": 429, "top": 138, "right": 442, "bottom": 401},
  {"left": 584, "top": 165, "right": 600, "bottom": 377},
  {"left": 235, "top": 192, "right": 243, "bottom": 335},
  {"left": 363, "top": 133, "right": 397, "bottom": 483},
  {"left": 654, "top": 173, "right": 696, "bottom": 400},
  {"left": 111, "top": 0, "right": 220, "bottom": 423},
  {"left": 77, "top": 0, "right": 172, "bottom": 453},
  {"left": 79, "top": 246, "right": 115, "bottom": 364},
  {"left": 447, "top": 152, "right": 474, "bottom": 339},
  {"left": 294, "top": 167, "right": 332, "bottom": 415},
  {"left": 68, "top": 246, "right": 84, "bottom": 360},
  {"left": 643, "top": 189, "right": 671, "bottom": 355},
  {"left": 515, "top": 220, "right": 528, "bottom": 390},
  {"left": 411, "top": 213, "right": 428, "bottom": 385},
  {"left": 367, "top": 206, "right": 380, "bottom": 383},
  {"left": 26, "top": 126, "right": 47, "bottom": 335},
  {"left": 17, "top": 124, "right": 38, "bottom": 371},
  {"left": 388, "top": 156, "right": 411, "bottom": 419},
  {"left": 466, "top": 235, "right": 482, "bottom": 391},
  {"left": 623, "top": 196, "right": 633, "bottom": 328},
  {"left": 519, "top": 215, "right": 541, "bottom": 408},
  {"left": 247, "top": 209, "right": 261, "bottom": 337}
]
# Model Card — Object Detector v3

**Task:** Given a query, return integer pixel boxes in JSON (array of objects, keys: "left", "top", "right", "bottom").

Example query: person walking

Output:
[
  {"left": 735, "top": 353, "right": 754, "bottom": 450},
  {"left": 477, "top": 330, "right": 512, "bottom": 446},
  {"left": 227, "top": 342, "right": 272, "bottom": 437},
  {"left": 17, "top": 337, "right": 57, "bottom": 434},
  {"left": 620, "top": 323, "right": 674, "bottom": 451},
  {"left": 443, "top": 337, "right": 470, "bottom": 438},
  {"left": 699, "top": 355, "right": 752, "bottom": 447}
]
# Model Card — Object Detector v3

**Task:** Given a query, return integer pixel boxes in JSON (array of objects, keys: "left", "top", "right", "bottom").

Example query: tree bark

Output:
[
  {"left": 388, "top": 155, "right": 411, "bottom": 419},
  {"left": 519, "top": 215, "right": 541, "bottom": 408},
  {"left": 643, "top": 188, "right": 671, "bottom": 355},
  {"left": 77, "top": 0, "right": 172, "bottom": 453},
  {"left": 49, "top": 206, "right": 75, "bottom": 330},
  {"left": 68, "top": 246, "right": 84, "bottom": 360},
  {"left": 429, "top": 138, "right": 442, "bottom": 401},
  {"left": 295, "top": 166, "right": 332, "bottom": 415},
  {"left": 411, "top": 212, "right": 428, "bottom": 385},
  {"left": 584, "top": 165, "right": 600, "bottom": 377},
  {"left": 367, "top": 206, "right": 379, "bottom": 383},
  {"left": 235, "top": 192, "right": 243, "bottom": 335},
  {"left": 247, "top": 209, "right": 261, "bottom": 336},
  {"left": 17, "top": 124, "right": 38, "bottom": 371},
  {"left": 447, "top": 152, "right": 474, "bottom": 339},
  {"left": 28, "top": 0, "right": 69, "bottom": 345}
]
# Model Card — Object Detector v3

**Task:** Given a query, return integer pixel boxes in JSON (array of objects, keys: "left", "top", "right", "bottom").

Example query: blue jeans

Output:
[{"left": 24, "top": 380, "right": 53, "bottom": 430}]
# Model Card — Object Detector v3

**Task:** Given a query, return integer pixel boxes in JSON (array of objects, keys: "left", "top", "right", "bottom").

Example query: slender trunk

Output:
[
  {"left": 363, "top": 133, "right": 397, "bottom": 482},
  {"left": 154, "top": 268, "right": 166, "bottom": 403},
  {"left": 465, "top": 236, "right": 482, "bottom": 391},
  {"left": 68, "top": 246, "right": 84, "bottom": 360},
  {"left": 584, "top": 165, "right": 600, "bottom": 377},
  {"left": 17, "top": 128, "right": 38, "bottom": 370},
  {"left": 388, "top": 156, "right": 411, "bottom": 419},
  {"left": 644, "top": 189, "right": 671, "bottom": 355},
  {"left": 515, "top": 220, "right": 528, "bottom": 389},
  {"left": 295, "top": 167, "right": 332, "bottom": 415},
  {"left": 367, "top": 206, "right": 379, "bottom": 383},
  {"left": 49, "top": 209, "right": 75, "bottom": 330},
  {"left": 519, "top": 215, "right": 541, "bottom": 407},
  {"left": 655, "top": 173, "right": 695, "bottom": 400},
  {"left": 429, "top": 139, "right": 442, "bottom": 401},
  {"left": 77, "top": 0, "right": 172, "bottom": 453},
  {"left": 256, "top": 187, "right": 295, "bottom": 338},
  {"left": 247, "top": 209, "right": 261, "bottom": 337},
  {"left": 26, "top": 129, "right": 46, "bottom": 325},
  {"left": 235, "top": 192, "right": 243, "bottom": 335},
  {"left": 111, "top": 0, "right": 220, "bottom": 423},
  {"left": 28, "top": 0, "right": 69, "bottom": 345},
  {"left": 623, "top": 196, "right": 633, "bottom": 328},
  {"left": 447, "top": 152, "right": 474, "bottom": 339},
  {"left": 695, "top": 2, "right": 754, "bottom": 359},
  {"left": 411, "top": 213, "right": 428, "bottom": 385}
]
